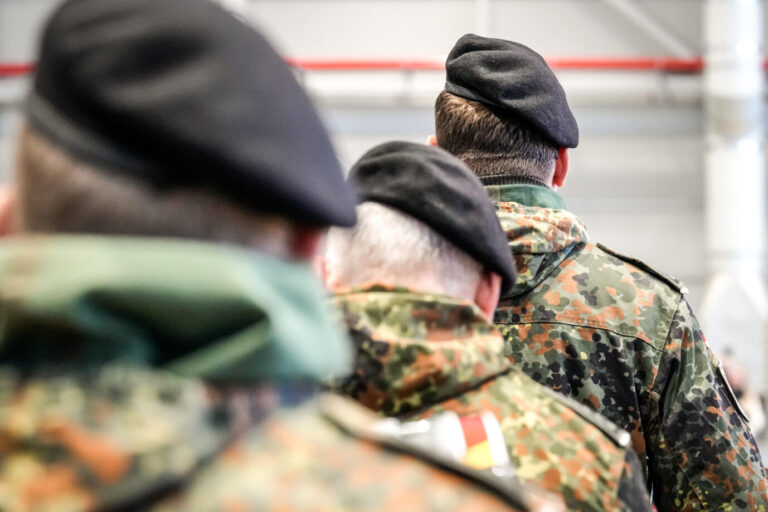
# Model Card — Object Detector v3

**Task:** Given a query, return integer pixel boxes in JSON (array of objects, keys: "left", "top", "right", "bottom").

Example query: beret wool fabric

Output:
[
  {"left": 445, "top": 34, "right": 579, "bottom": 148},
  {"left": 349, "top": 141, "right": 517, "bottom": 295},
  {"left": 27, "top": 0, "right": 356, "bottom": 227}
]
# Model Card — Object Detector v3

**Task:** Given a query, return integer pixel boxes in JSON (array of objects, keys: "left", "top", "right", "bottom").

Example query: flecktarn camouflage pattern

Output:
[
  {"left": 0, "top": 235, "right": 536, "bottom": 512},
  {"left": 0, "top": 366, "right": 230, "bottom": 511},
  {"left": 0, "top": 366, "right": 529, "bottom": 512},
  {"left": 153, "top": 389, "right": 533, "bottom": 512},
  {"left": 490, "top": 183, "right": 768, "bottom": 511},
  {"left": 333, "top": 285, "right": 651, "bottom": 511}
]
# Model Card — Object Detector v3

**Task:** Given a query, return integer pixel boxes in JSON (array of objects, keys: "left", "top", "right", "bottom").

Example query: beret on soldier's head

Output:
[
  {"left": 27, "top": 0, "right": 356, "bottom": 227},
  {"left": 349, "top": 141, "right": 517, "bottom": 295},
  {"left": 445, "top": 34, "right": 579, "bottom": 148}
]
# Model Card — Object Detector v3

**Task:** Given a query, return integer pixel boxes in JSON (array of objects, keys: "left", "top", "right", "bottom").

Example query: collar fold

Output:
[
  {"left": 332, "top": 285, "right": 509, "bottom": 415},
  {"left": 0, "top": 235, "right": 351, "bottom": 382},
  {"left": 486, "top": 183, "right": 568, "bottom": 210}
]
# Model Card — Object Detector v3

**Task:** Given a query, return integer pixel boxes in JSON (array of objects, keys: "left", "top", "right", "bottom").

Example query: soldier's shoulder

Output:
[
  {"left": 500, "top": 241, "right": 685, "bottom": 349},
  {"left": 503, "top": 369, "right": 632, "bottom": 450},
  {"left": 543, "top": 384, "right": 632, "bottom": 449},
  {"left": 163, "top": 399, "right": 530, "bottom": 512},
  {"left": 587, "top": 242, "right": 688, "bottom": 295},
  {"left": 475, "top": 371, "right": 640, "bottom": 509}
]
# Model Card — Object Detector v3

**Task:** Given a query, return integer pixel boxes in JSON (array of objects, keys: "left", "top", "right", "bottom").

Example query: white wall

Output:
[{"left": 249, "top": 0, "right": 702, "bottom": 57}]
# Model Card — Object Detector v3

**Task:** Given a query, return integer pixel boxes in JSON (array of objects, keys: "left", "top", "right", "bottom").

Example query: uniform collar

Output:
[
  {"left": 486, "top": 183, "right": 568, "bottom": 210},
  {"left": 0, "top": 235, "right": 351, "bottom": 383},
  {"left": 332, "top": 285, "right": 510, "bottom": 415}
]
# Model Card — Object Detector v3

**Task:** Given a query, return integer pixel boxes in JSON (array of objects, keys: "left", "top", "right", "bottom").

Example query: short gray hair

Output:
[
  {"left": 326, "top": 202, "right": 482, "bottom": 299},
  {"left": 14, "top": 125, "right": 294, "bottom": 257}
]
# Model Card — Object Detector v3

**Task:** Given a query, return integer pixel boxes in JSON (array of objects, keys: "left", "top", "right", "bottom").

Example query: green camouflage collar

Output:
[
  {"left": 332, "top": 285, "right": 510, "bottom": 415},
  {"left": 486, "top": 183, "right": 568, "bottom": 210},
  {"left": 0, "top": 235, "right": 351, "bottom": 382},
  {"left": 495, "top": 201, "right": 588, "bottom": 297}
]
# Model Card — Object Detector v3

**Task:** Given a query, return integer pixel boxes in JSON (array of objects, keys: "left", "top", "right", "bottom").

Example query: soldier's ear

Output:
[
  {"left": 551, "top": 147, "right": 569, "bottom": 189},
  {"left": 426, "top": 135, "right": 438, "bottom": 146},
  {"left": 288, "top": 227, "right": 323, "bottom": 261},
  {"left": 0, "top": 186, "right": 17, "bottom": 237},
  {"left": 320, "top": 252, "right": 344, "bottom": 291},
  {"left": 474, "top": 271, "right": 502, "bottom": 321},
  {"left": 315, "top": 255, "right": 333, "bottom": 289}
]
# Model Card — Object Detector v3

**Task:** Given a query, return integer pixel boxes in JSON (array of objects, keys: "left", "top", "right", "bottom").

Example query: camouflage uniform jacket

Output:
[
  {"left": 0, "top": 367, "right": 538, "bottom": 512},
  {"left": 488, "top": 183, "right": 768, "bottom": 511},
  {"left": 0, "top": 235, "right": 538, "bottom": 512},
  {"left": 334, "top": 285, "right": 652, "bottom": 512}
]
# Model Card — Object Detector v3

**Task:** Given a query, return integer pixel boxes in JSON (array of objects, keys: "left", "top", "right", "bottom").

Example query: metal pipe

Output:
[
  {"left": 283, "top": 57, "right": 707, "bottom": 72},
  {"left": 0, "top": 58, "right": 714, "bottom": 76},
  {"left": 0, "top": 64, "right": 34, "bottom": 77},
  {"left": 0, "top": 58, "right": 716, "bottom": 109},
  {"left": 701, "top": 0, "right": 768, "bottom": 393}
]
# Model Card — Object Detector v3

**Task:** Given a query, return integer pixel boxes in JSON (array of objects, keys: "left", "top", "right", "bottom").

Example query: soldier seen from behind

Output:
[
  {"left": 0, "top": 2, "right": 545, "bottom": 510},
  {"left": 429, "top": 34, "right": 768, "bottom": 510},
  {"left": 324, "top": 141, "right": 652, "bottom": 511}
]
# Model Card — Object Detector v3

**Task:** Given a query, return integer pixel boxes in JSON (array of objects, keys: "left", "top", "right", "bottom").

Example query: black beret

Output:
[
  {"left": 445, "top": 34, "right": 578, "bottom": 148},
  {"left": 349, "top": 141, "right": 517, "bottom": 295},
  {"left": 27, "top": 0, "right": 356, "bottom": 227}
]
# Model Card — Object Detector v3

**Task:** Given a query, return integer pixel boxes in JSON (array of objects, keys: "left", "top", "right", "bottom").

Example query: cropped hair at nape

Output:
[{"left": 434, "top": 91, "right": 558, "bottom": 187}]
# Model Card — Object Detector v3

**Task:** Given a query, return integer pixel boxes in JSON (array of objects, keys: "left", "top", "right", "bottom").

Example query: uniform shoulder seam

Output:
[
  {"left": 595, "top": 243, "right": 688, "bottom": 295},
  {"left": 495, "top": 317, "right": 666, "bottom": 353},
  {"left": 537, "top": 386, "right": 632, "bottom": 449},
  {"left": 647, "top": 294, "right": 685, "bottom": 396}
]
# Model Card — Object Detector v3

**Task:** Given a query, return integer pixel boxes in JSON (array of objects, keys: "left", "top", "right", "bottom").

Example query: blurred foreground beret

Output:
[
  {"left": 445, "top": 34, "right": 578, "bottom": 148},
  {"left": 349, "top": 141, "right": 517, "bottom": 295},
  {"left": 27, "top": 0, "right": 356, "bottom": 227}
]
